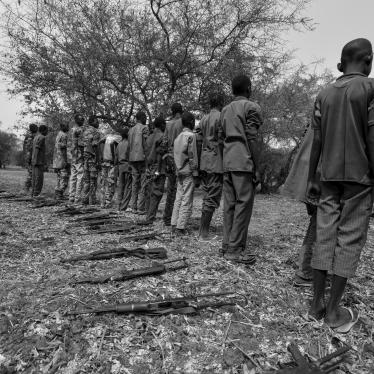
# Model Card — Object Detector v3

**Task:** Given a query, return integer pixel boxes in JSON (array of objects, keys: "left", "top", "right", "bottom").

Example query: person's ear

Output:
[{"left": 337, "top": 62, "right": 344, "bottom": 72}]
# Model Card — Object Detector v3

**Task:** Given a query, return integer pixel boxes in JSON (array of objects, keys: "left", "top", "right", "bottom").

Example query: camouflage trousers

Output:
[
  {"left": 31, "top": 165, "right": 44, "bottom": 197},
  {"left": 129, "top": 161, "right": 147, "bottom": 212},
  {"left": 25, "top": 163, "right": 33, "bottom": 190},
  {"left": 55, "top": 168, "right": 69, "bottom": 196},
  {"left": 81, "top": 159, "right": 98, "bottom": 205},
  {"left": 100, "top": 163, "right": 116, "bottom": 207},
  {"left": 69, "top": 162, "right": 84, "bottom": 203},
  {"left": 201, "top": 172, "right": 223, "bottom": 213}
]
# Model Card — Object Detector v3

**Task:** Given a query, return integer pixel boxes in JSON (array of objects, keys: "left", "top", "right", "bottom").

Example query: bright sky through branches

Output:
[{"left": 0, "top": 0, "right": 373, "bottom": 132}]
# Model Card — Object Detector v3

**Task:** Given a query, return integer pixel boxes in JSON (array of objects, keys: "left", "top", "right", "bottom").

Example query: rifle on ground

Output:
[
  {"left": 31, "top": 199, "right": 66, "bottom": 208},
  {"left": 73, "top": 212, "right": 118, "bottom": 222},
  {"left": 83, "top": 219, "right": 133, "bottom": 227},
  {"left": 83, "top": 225, "right": 145, "bottom": 235},
  {"left": 75, "top": 257, "right": 188, "bottom": 284},
  {"left": 60, "top": 246, "right": 167, "bottom": 263},
  {"left": 119, "top": 231, "right": 164, "bottom": 241},
  {"left": 275, "top": 342, "right": 351, "bottom": 373},
  {"left": 0, "top": 193, "right": 21, "bottom": 199},
  {"left": 56, "top": 206, "right": 99, "bottom": 216},
  {"left": 66, "top": 291, "right": 243, "bottom": 316}
]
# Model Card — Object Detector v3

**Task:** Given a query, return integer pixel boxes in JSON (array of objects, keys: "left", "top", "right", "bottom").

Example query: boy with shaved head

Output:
[{"left": 307, "top": 38, "right": 374, "bottom": 333}]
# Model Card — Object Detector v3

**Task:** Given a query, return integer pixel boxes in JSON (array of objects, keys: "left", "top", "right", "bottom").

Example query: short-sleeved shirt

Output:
[
  {"left": 200, "top": 109, "right": 223, "bottom": 174},
  {"left": 128, "top": 122, "right": 149, "bottom": 162},
  {"left": 32, "top": 133, "right": 46, "bottom": 166},
  {"left": 312, "top": 73, "right": 374, "bottom": 185},
  {"left": 103, "top": 134, "right": 121, "bottom": 163},
  {"left": 220, "top": 96, "right": 262, "bottom": 172},
  {"left": 53, "top": 131, "right": 68, "bottom": 169}
]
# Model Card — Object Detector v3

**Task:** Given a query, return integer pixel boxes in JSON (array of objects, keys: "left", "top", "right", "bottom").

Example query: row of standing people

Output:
[{"left": 23, "top": 74, "right": 263, "bottom": 266}]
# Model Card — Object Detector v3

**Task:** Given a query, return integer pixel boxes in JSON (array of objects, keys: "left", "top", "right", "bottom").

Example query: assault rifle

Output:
[
  {"left": 275, "top": 342, "right": 351, "bottom": 374},
  {"left": 67, "top": 291, "right": 244, "bottom": 316},
  {"left": 31, "top": 199, "right": 65, "bottom": 208},
  {"left": 75, "top": 257, "right": 188, "bottom": 284},
  {"left": 83, "top": 225, "right": 145, "bottom": 235},
  {"left": 56, "top": 206, "right": 100, "bottom": 216},
  {"left": 61, "top": 246, "right": 168, "bottom": 263}
]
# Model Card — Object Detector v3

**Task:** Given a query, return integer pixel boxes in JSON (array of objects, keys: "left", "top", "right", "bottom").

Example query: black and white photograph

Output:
[{"left": 0, "top": 0, "right": 373, "bottom": 373}]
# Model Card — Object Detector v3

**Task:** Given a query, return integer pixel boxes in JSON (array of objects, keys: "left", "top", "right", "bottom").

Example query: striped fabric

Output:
[{"left": 312, "top": 181, "right": 373, "bottom": 278}]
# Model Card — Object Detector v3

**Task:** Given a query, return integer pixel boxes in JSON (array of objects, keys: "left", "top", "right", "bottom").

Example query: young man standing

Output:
[
  {"left": 159, "top": 103, "right": 184, "bottom": 225},
  {"left": 116, "top": 128, "right": 132, "bottom": 211},
  {"left": 307, "top": 38, "right": 374, "bottom": 332},
  {"left": 171, "top": 112, "right": 199, "bottom": 235},
  {"left": 53, "top": 123, "right": 69, "bottom": 199},
  {"left": 81, "top": 115, "right": 101, "bottom": 205},
  {"left": 199, "top": 92, "right": 225, "bottom": 240},
  {"left": 23, "top": 123, "right": 38, "bottom": 192},
  {"left": 219, "top": 75, "right": 262, "bottom": 264},
  {"left": 68, "top": 114, "right": 85, "bottom": 203},
  {"left": 31, "top": 125, "right": 48, "bottom": 197},
  {"left": 127, "top": 111, "right": 149, "bottom": 214},
  {"left": 142, "top": 116, "right": 166, "bottom": 224}
]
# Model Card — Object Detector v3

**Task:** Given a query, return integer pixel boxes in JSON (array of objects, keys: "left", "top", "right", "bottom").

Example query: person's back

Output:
[
  {"left": 173, "top": 128, "right": 198, "bottom": 176},
  {"left": 221, "top": 98, "right": 261, "bottom": 172},
  {"left": 32, "top": 132, "right": 46, "bottom": 166},
  {"left": 53, "top": 129, "right": 68, "bottom": 169},
  {"left": 128, "top": 122, "right": 148, "bottom": 162},
  {"left": 146, "top": 127, "right": 164, "bottom": 165},
  {"left": 317, "top": 75, "right": 374, "bottom": 184},
  {"left": 165, "top": 117, "right": 184, "bottom": 152}
]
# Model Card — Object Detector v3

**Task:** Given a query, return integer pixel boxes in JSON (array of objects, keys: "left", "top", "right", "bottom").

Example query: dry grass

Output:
[{"left": 0, "top": 168, "right": 373, "bottom": 373}]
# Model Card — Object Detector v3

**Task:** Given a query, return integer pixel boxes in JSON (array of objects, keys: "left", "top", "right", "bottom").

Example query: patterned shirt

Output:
[
  {"left": 53, "top": 131, "right": 68, "bottom": 169},
  {"left": 82, "top": 126, "right": 101, "bottom": 162},
  {"left": 23, "top": 130, "right": 36, "bottom": 164},
  {"left": 70, "top": 126, "right": 85, "bottom": 163}
]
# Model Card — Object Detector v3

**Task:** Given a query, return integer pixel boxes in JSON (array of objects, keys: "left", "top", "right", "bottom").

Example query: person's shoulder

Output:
[{"left": 245, "top": 100, "right": 261, "bottom": 112}]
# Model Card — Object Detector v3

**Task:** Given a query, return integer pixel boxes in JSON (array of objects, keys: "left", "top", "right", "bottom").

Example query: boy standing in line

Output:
[
  {"left": 159, "top": 103, "right": 184, "bottom": 225},
  {"left": 68, "top": 114, "right": 85, "bottom": 204},
  {"left": 219, "top": 75, "right": 262, "bottom": 264},
  {"left": 23, "top": 123, "right": 38, "bottom": 192},
  {"left": 53, "top": 123, "right": 70, "bottom": 199},
  {"left": 127, "top": 111, "right": 149, "bottom": 214},
  {"left": 116, "top": 128, "right": 132, "bottom": 211},
  {"left": 171, "top": 112, "right": 200, "bottom": 235},
  {"left": 307, "top": 38, "right": 374, "bottom": 332},
  {"left": 31, "top": 125, "right": 48, "bottom": 197},
  {"left": 81, "top": 115, "right": 101, "bottom": 205},
  {"left": 199, "top": 92, "right": 225, "bottom": 240}
]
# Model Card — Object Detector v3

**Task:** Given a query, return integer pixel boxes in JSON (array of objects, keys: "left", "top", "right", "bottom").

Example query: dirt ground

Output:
[{"left": 0, "top": 168, "right": 374, "bottom": 374}]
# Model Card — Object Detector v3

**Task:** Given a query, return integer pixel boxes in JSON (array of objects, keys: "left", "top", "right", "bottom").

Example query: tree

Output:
[{"left": 0, "top": 130, "right": 19, "bottom": 167}]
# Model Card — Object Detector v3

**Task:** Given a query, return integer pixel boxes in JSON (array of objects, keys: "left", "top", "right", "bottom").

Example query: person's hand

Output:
[
  {"left": 194, "top": 176, "right": 200, "bottom": 188},
  {"left": 306, "top": 180, "right": 321, "bottom": 204}
]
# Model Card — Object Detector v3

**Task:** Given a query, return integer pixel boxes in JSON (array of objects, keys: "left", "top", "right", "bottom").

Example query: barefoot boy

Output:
[{"left": 307, "top": 38, "right": 374, "bottom": 332}]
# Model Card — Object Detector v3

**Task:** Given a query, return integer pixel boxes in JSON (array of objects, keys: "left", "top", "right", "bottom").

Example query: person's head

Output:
[
  {"left": 119, "top": 127, "right": 129, "bottom": 140},
  {"left": 154, "top": 116, "right": 166, "bottom": 132},
  {"left": 29, "top": 123, "right": 38, "bottom": 133},
  {"left": 38, "top": 124, "right": 48, "bottom": 136},
  {"left": 60, "top": 123, "right": 69, "bottom": 133},
  {"left": 181, "top": 111, "right": 195, "bottom": 130},
  {"left": 232, "top": 74, "right": 252, "bottom": 98},
  {"left": 171, "top": 102, "right": 183, "bottom": 117},
  {"left": 74, "top": 113, "right": 85, "bottom": 127},
  {"left": 209, "top": 91, "right": 225, "bottom": 110},
  {"left": 338, "top": 38, "right": 373, "bottom": 76},
  {"left": 135, "top": 111, "right": 147, "bottom": 125},
  {"left": 88, "top": 115, "right": 99, "bottom": 129}
]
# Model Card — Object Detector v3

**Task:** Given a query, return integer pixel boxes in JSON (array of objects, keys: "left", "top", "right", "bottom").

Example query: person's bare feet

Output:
[{"left": 308, "top": 299, "right": 326, "bottom": 320}]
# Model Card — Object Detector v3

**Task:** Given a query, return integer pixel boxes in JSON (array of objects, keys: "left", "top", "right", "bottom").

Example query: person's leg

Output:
[
  {"left": 222, "top": 172, "right": 235, "bottom": 254},
  {"left": 295, "top": 204, "right": 317, "bottom": 283},
  {"left": 31, "top": 166, "right": 36, "bottom": 196},
  {"left": 34, "top": 166, "right": 44, "bottom": 196},
  {"left": 228, "top": 172, "right": 254, "bottom": 250},
  {"left": 117, "top": 169, "right": 125, "bottom": 208},
  {"left": 171, "top": 176, "right": 183, "bottom": 228},
  {"left": 325, "top": 183, "right": 373, "bottom": 327},
  {"left": 177, "top": 175, "right": 194, "bottom": 230},
  {"left": 129, "top": 163, "right": 140, "bottom": 211},
  {"left": 138, "top": 163, "right": 147, "bottom": 214},
  {"left": 100, "top": 166, "right": 108, "bottom": 207},
  {"left": 61, "top": 167, "right": 69, "bottom": 196},
  {"left": 309, "top": 182, "right": 341, "bottom": 318},
  {"left": 55, "top": 169, "right": 61, "bottom": 198},
  {"left": 25, "top": 163, "right": 32, "bottom": 191},
  {"left": 120, "top": 172, "right": 132, "bottom": 211},
  {"left": 81, "top": 160, "right": 90, "bottom": 204},
  {"left": 163, "top": 173, "right": 177, "bottom": 225},
  {"left": 89, "top": 163, "right": 98, "bottom": 205},
  {"left": 104, "top": 165, "right": 115, "bottom": 207},
  {"left": 75, "top": 162, "right": 84, "bottom": 203},
  {"left": 200, "top": 172, "right": 223, "bottom": 238},
  {"left": 146, "top": 175, "right": 166, "bottom": 222},
  {"left": 69, "top": 163, "right": 78, "bottom": 202}
]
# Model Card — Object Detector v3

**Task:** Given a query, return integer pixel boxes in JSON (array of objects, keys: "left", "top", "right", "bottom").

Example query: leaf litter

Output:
[{"left": 0, "top": 171, "right": 374, "bottom": 373}]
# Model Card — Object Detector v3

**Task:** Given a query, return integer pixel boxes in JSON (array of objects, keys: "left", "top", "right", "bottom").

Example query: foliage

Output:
[{"left": 0, "top": 130, "right": 19, "bottom": 166}]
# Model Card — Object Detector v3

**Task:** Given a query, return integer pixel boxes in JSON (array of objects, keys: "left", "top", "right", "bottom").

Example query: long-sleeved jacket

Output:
[
  {"left": 128, "top": 122, "right": 149, "bottom": 162},
  {"left": 53, "top": 130, "right": 68, "bottom": 169},
  {"left": 82, "top": 125, "right": 101, "bottom": 163},
  {"left": 200, "top": 108, "right": 223, "bottom": 174},
  {"left": 115, "top": 138, "right": 130, "bottom": 172},
  {"left": 219, "top": 96, "right": 262, "bottom": 172},
  {"left": 23, "top": 130, "right": 36, "bottom": 165},
  {"left": 32, "top": 133, "right": 46, "bottom": 166},
  {"left": 70, "top": 125, "right": 85, "bottom": 164},
  {"left": 160, "top": 116, "right": 183, "bottom": 155},
  {"left": 146, "top": 128, "right": 164, "bottom": 165},
  {"left": 173, "top": 128, "right": 199, "bottom": 177}
]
